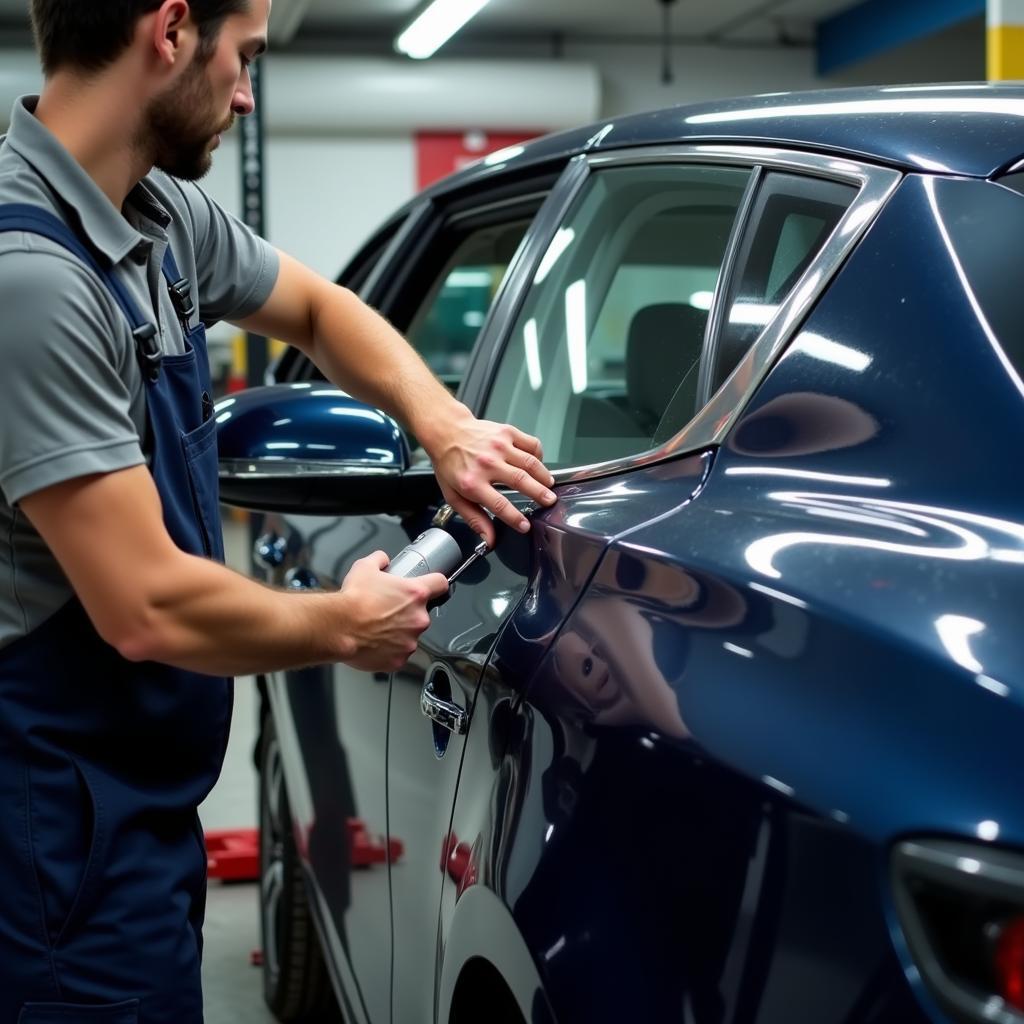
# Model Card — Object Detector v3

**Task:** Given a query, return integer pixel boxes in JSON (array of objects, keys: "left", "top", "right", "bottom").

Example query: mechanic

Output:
[{"left": 0, "top": 1, "right": 556, "bottom": 1020}]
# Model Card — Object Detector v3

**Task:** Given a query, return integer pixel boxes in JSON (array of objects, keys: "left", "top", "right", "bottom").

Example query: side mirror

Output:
[{"left": 216, "top": 384, "right": 438, "bottom": 515}]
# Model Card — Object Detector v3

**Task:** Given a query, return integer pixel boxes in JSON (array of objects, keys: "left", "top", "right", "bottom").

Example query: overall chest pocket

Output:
[{"left": 180, "top": 415, "right": 225, "bottom": 562}]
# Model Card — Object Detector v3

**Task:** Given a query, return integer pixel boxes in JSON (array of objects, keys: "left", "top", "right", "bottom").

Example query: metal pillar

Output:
[
  {"left": 240, "top": 59, "right": 268, "bottom": 388},
  {"left": 239, "top": 60, "right": 268, "bottom": 561},
  {"left": 988, "top": 0, "right": 1024, "bottom": 78}
]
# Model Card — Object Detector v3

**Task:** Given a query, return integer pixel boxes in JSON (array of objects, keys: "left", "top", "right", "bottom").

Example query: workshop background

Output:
[{"left": 0, "top": 1, "right": 1012, "bottom": 1021}]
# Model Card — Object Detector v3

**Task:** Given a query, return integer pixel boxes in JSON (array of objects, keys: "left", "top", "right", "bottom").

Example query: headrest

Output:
[{"left": 626, "top": 303, "right": 708, "bottom": 434}]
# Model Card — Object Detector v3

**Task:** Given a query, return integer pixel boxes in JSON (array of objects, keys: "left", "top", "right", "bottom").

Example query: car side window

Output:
[
  {"left": 404, "top": 220, "right": 532, "bottom": 392},
  {"left": 279, "top": 216, "right": 407, "bottom": 384},
  {"left": 481, "top": 164, "right": 753, "bottom": 469},
  {"left": 710, "top": 173, "right": 856, "bottom": 394}
]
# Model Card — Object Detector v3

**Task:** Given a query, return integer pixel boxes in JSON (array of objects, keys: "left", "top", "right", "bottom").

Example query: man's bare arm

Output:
[
  {"left": 20, "top": 466, "right": 447, "bottom": 676},
  {"left": 234, "top": 251, "right": 557, "bottom": 545}
]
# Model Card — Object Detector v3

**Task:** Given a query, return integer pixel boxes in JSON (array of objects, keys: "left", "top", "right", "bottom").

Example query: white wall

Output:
[
  {"left": 567, "top": 41, "right": 821, "bottom": 116},
  {"left": 203, "top": 133, "right": 415, "bottom": 281}
]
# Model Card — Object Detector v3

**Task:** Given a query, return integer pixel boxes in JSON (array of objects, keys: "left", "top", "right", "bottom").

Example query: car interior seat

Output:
[
  {"left": 626, "top": 302, "right": 707, "bottom": 439},
  {"left": 562, "top": 302, "right": 708, "bottom": 466}
]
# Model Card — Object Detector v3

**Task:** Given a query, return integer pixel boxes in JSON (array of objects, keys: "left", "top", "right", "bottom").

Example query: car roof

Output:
[{"left": 428, "top": 83, "right": 1024, "bottom": 197}]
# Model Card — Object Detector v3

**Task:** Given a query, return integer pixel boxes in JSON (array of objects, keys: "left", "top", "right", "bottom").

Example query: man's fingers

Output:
[
  {"left": 507, "top": 425, "right": 545, "bottom": 463},
  {"left": 470, "top": 483, "right": 531, "bottom": 535},
  {"left": 362, "top": 549, "right": 390, "bottom": 571},
  {"left": 419, "top": 572, "right": 450, "bottom": 600},
  {"left": 443, "top": 490, "right": 496, "bottom": 547},
  {"left": 503, "top": 448, "right": 557, "bottom": 505}
]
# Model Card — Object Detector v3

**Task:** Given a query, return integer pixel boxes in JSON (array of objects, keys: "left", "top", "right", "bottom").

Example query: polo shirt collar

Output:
[{"left": 5, "top": 95, "right": 167, "bottom": 266}]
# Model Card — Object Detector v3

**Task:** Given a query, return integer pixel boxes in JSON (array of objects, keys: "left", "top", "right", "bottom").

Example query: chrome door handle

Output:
[
  {"left": 421, "top": 675, "right": 468, "bottom": 736},
  {"left": 254, "top": 531, "right": 287, "bottom": 570}
]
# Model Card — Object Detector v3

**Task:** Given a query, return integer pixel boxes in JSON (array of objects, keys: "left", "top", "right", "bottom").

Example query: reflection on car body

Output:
[{"left": 221, "top": 85, "right": 1024, "bottom": 1024}]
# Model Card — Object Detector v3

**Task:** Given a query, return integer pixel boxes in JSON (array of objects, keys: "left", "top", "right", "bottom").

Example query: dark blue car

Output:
[{"left": 217, "top": 84, "right": 1024, "bottom": 1024}]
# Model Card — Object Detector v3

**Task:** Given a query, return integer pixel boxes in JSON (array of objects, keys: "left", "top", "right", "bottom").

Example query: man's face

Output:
[{"left": 142, "top": 0, "right": 270, "bottom": 181}]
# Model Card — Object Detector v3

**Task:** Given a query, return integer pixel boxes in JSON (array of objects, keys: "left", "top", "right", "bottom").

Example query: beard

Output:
[{"left": 140, "top": 56, "right": 234, "bottom": 181}]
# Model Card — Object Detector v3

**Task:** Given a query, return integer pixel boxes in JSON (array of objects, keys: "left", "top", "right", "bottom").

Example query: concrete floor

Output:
[
  {"left": 201, "top": 881, "right": 277, "bottom": 1024},
  {"left": 198, "top": 514, "right": 279, "bottom": 1024}
]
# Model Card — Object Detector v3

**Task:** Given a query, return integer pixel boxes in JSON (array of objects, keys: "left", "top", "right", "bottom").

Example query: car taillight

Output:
[
  {"left": 998, "top": 915, "right": 1024, "bottom": 1011},
  {"left": 893, "top": 839, "right": 1024, "bottom": 1024}
]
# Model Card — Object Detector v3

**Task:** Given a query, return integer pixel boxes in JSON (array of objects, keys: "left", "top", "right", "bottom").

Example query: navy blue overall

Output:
[{"left": 0, "top": 205, "right": 232, "bottom": 1023}]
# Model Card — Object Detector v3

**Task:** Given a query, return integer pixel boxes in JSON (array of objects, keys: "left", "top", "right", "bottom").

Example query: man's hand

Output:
[
  {"left": 421, "top": 407, "right": 557, "bottom": 547},
  {"left": 336, "top": 551, "right": 449, "bottom": 671}
]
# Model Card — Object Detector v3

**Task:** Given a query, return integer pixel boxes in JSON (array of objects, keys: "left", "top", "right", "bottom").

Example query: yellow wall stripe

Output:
[{"left": 988, "top": 24, "right": 1024, "bottom": 80}]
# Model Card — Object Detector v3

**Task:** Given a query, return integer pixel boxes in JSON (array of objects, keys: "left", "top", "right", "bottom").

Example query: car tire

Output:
[{"left": 259, "top": 714, "right": 342, "bottom": 1023}]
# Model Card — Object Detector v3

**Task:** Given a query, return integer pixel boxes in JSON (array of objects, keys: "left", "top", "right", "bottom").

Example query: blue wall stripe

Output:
[{"left": 818, "top": 0, "right": 984, "bottom": 75}]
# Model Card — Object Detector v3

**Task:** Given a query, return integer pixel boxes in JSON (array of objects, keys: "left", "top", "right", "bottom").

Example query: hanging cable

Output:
[{"left": 659, "top": 0, "right": 678, "bottom": 84}]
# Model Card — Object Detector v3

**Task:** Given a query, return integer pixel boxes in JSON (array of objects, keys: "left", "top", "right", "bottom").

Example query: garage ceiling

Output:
[
  {"left": 302, "top": 0, "right": 851, "bottom": 39},
  {"left": 0, "top": 0, "right": 858, "bottom": 49}
]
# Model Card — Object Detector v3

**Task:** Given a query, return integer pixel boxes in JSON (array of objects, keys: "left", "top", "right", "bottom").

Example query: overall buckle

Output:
[
  {"left": 133, "top": 323, "right": 162, "bottom": 383},
  {"left": 168, "top": 276, "right": 196, "bottom": 328}
]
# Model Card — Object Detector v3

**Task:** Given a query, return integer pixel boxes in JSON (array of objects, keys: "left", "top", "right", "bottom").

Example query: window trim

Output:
[
  {"left": 701, "top": 169, "right": 861, "bottom": 403},
  {"left": 694, "top": 165, "right": 763, "bottom": 409},
  {"left": 460, "top": 155, "right": 592, "bottom": 403},
  {"left": 471, "top": 143, "right": 902, "bottom": 484},
  {"left": 374, "top": 186, "right": 556, "bottom": 394}
]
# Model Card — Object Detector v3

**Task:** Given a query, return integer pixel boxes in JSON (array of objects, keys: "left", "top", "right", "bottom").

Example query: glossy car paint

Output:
[
  {"left": 217, "top": 385, "right": 408, "bottom": 467},
  {"left": 237, "top": 87, "right": 1024, "bottom": 1024},
  {"left": 441, "top": 172, "right": 1024, "bottom": 1023}
]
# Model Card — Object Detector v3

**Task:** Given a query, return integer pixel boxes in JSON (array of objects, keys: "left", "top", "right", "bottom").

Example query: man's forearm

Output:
[
  {"left": 21, "top": 462, "right": 446, "bottom": 680},
  {"left": 238, "top": 252, "right": 557, "bottom": 543},
  {"left": 122, "top": 545, "right": 444, "bottom": 677},
  {"left": 118, "top": 550, "right": 352, "bottom": 676},
  {"left": 306, "top": 282, "right": 470, "bottom": 450}
]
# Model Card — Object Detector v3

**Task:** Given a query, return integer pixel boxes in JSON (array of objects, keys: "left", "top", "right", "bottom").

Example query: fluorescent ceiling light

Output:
[{"left": 396, "top": 0, "right": 492, "bottom": 59}]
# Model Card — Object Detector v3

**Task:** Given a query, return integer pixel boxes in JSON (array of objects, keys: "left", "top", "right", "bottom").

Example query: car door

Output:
[
  {"left": 424, "top": 152, "right": 895, "bottom": 1024},
  {"left": 261, "top": 170, "right": 562, "bottom": 1024}
]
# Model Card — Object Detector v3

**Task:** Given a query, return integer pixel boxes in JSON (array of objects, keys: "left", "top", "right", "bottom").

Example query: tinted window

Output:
[
  {"left": 292, "top": 214, "right": 532, "bottom": 388},
  {"left": 712, "top": 173, "right": 855, "bottom": 392},
  {"left": 405, "top": 220, "right": 531, "bottom": 390},
  {"left": 482, "top": 164, "right": 752, "bottom": 468}
]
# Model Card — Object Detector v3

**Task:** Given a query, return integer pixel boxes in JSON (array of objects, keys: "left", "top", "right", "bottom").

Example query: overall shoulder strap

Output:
[
  {"left": 0, "top": 203, "right": 162, "bottom": 380},
  {"left": 160, "top": 244, "right": 196, "bottom": 329},
  {"left": 0, "top": 203, "right": 149, "bottom": 330}
]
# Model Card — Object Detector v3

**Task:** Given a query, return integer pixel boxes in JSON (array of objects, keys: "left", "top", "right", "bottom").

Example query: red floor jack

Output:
[{"left": 205, "top": 821, "right": 402, "bottom": 966}]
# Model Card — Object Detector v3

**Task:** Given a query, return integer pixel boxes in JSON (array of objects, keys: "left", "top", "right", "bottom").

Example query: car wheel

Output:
[{"left": 259, "top": 714, "right": 341, "bottom": 1023}]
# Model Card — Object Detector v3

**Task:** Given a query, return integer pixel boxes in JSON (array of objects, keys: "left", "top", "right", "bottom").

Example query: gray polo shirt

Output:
[{"left": 0, "top": 95, "right": 279, "bottom": 650}]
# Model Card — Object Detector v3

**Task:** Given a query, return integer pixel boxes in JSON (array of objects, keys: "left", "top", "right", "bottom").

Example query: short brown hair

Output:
[{"left": 30, "top": 0, "right": 250, "bottom": 76}]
